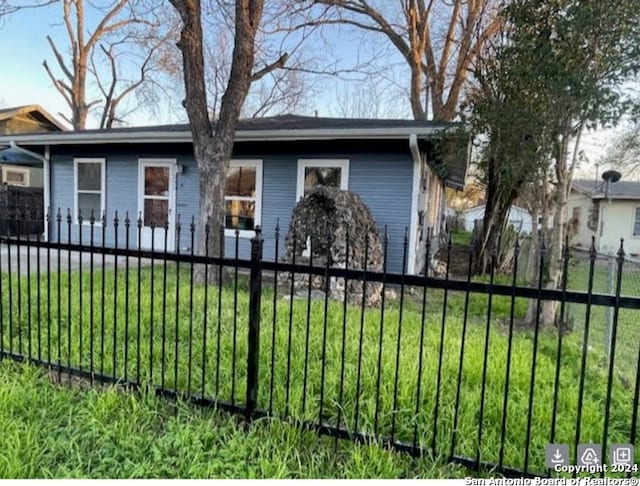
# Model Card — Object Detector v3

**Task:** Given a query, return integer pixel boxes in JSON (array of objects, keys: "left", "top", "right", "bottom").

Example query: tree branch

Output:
[
  {"left": 46, "top": 35, "right": 74, "bottom": 83},
  {"left": 42, "top": 59, "right": 73, "bottom": 108},
  {"left": 251, "top": 52, "right": 289, "bottom": 82}
]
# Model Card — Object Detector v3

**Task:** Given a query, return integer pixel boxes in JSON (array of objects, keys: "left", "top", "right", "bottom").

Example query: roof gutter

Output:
[
  {"left": 0, "top": 126, "right": 452, "bottom": 146},
  {"left": 9, "top": 141, "right": 47, "bottom": 163}
]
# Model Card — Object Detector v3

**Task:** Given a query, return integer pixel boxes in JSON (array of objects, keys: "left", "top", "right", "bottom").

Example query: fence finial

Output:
[
  {"left": 617, "top": 238, "right": 626, "bottom": 260},
  {"left": 589, "top": 236, "right": 597, "bottom": 260}
]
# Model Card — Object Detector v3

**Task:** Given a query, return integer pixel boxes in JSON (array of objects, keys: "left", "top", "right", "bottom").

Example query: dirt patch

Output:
[{"left": 438, "top": 244, "right": 472, "bottom": 278}]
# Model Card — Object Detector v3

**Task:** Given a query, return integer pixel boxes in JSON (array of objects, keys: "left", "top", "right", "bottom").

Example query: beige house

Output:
[
  {"left": 0, "top": 105, "right": 66, "bottom": 187},
  {"left": 568, "top": 179, "right": 640, "bottom": 257}
]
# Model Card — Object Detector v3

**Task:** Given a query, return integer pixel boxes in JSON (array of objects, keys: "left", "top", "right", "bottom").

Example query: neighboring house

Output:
[
  {"left": 0, "top": 115, "right": 469, "bottom": 274},
  {"left": 0, "top": 104, "right": 66, "bottom": 188},
  {"left": 462, "top": 204, "right": 533, "bottom": 234},
  {"left": 569, "top": 179, "right": 640, "bottom": 257}
]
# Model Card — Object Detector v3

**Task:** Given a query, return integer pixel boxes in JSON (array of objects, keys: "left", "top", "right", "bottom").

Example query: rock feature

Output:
[{"left": 280, "top": 187, "right": 384, "bottom": 306}]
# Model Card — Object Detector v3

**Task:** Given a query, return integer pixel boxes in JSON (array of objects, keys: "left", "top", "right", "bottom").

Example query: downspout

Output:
[
  {"left": 9, "top": 141, "right": 50, "bottom": 241},
  {"left": 9, "top": 141, "right": 47, "bottom": 163},
  {"left": 408, "top": 134, "right": 421, "bottom": 275},
  {"left": 44, "top": 145, "right": 50, "bottom": 241}
]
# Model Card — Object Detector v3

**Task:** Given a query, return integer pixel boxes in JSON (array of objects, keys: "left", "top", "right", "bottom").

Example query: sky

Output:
[
  {"left": 0, "top": 2, "right": 631, "bottom": 180},
  {"left": 0, "top": 5, "right": 71, "bottom": 120}
]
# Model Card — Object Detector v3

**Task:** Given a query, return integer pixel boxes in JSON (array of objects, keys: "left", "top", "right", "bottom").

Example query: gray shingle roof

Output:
[
  {"left": 0, "top": 114, "right": 469, "bottom": 188},
  {"left": 572, "top": 179, "right": 640, "bottom": 200},
  {"left": 7, "top": 114, "right": 452, "bottom": 136}
]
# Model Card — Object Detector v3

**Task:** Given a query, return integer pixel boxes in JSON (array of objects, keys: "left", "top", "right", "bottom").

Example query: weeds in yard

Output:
[
  {"left": 0, "top": 362, "right": 478, "bottom": 478},
  {"left": 0, "top": 260, "right": 637, "bottom": 475}
]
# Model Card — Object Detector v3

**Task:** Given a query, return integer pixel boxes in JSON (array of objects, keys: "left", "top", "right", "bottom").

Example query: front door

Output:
[{"left": 138, "top": 159, "right": 176, "bottom": 251}]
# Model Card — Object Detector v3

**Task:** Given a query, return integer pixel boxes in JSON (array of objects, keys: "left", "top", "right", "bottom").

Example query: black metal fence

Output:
[{"left": 0, "top": 208, "right": 639, "bottom": 478}]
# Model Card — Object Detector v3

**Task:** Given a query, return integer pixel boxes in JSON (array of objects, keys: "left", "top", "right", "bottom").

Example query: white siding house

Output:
[
  {"left": 462, "top": 204, "right": 533, "bottom": 233},
  {"left": 568, "top": 180, "right": 640, "bottom": 257}
]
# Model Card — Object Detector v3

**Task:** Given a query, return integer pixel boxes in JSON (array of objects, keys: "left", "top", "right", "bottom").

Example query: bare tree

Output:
[
  {"left": 600, "top": 123, "right": 640, "bottom": 178},
  {"left": 0, "top": 0, "right": 55, "bottom": 18},
  {"left": 157, "top": 1, "right": 330, "bottom": 120},
  {"left": 41, "top": 0, "right": 167, "bottom": 129},
  {"left": 88, "top": 25, "right": 173, "bottom": 128},
  {"left": 303, "top": 0, "right": 502, "bottom": 121},
  {"left": 169, "top": 0, "right": 291, "bottom": 267},
  {"left": 331, "top": 76, "right": 408, "bottom": 119}
]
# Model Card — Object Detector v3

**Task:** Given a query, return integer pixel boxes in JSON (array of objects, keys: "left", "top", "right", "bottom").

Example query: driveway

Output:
[{"left": 0, "top": 243, "right": 151, "bottom": 276}]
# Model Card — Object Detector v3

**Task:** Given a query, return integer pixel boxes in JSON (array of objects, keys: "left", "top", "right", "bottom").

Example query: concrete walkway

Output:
[{"left": 0, "top": 243, "right": 151, "bottom": 276}]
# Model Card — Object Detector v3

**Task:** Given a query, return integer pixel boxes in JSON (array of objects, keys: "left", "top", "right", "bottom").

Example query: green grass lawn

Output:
[
  {"left": 0, "top": 259, "right": 638, "bottom": 476},
  {"left": 451, "top": 229, "right": 473, "bottom": 247},
  {"left": 566, "top": 255, "right": 640, "bottom": 382},
  {"left": 0, "top": 361, "right": 477, "bottom": 478}
]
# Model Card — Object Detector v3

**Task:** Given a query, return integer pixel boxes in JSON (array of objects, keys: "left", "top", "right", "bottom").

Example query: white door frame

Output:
[{"left": 138, "top": 158, "right": 177, "bottom": 251}]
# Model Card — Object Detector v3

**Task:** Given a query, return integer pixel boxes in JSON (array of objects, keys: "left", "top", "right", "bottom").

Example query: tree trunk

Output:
[
  {"left": 525, "top": 132, "right": 574, "bottom": 328},
  {"left": 409, "top": 64, "right": 426, "bottom": 120},
  {"left": 195, "top": 155, "right": 227, "bottom": 281},
  {"left": 473, "top": 156, "right": 517, "bottom": 274},
  {"left": 475, "top": 203, "right": 509, "bottom": 274},
  {"left": 171, "top": 0, "right": 264, "bottom": 282}
]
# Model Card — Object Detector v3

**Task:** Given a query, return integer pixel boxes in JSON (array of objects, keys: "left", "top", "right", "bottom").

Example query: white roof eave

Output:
[{"left": 0, "top": 126, "right": 453, "bottom": 146}]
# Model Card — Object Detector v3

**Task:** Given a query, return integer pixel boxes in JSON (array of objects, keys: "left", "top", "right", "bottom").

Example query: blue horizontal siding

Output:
[{"left": 47, "top": 144, "right": 413, "bottom": 273}]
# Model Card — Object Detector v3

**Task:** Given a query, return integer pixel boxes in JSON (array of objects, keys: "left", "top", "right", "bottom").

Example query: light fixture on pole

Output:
[
  {"left": 598, "top": 169, "right": 622, "bottom": 252},
  {"left": 601, "top": 169, "right": 621, "bottom": 200}
]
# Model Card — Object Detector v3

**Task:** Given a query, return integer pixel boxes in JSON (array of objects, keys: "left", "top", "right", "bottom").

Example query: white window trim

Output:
[
  {"left": 632, "top": 206, "right": 640, "bottom": 238},
  {"left": 137, "top": 157, "right": 177, "bottom": 225},
  {"left": 225, "top": 159, "right": 263, "bottom": 238},
  {"left": 296, "top": 159, "right": 350, "bottom": 202},
  {"left": 74, "top": 157, "right": 106, "bottom": 225},
  {"left": 2, "top": 166, "right": 30, "bottom": 186}
]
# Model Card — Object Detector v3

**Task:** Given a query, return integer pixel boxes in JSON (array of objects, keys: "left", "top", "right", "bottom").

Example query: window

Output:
[
  {"left": 225, "top": 160, "right": 262, "bottom": 236},
  {"left": 296, "top": 159, "right": 349, "bottom": 200},
  {"left": 572, "top": 206, "right": 581, "bottom": 224},
  {"left": 634, "top": 207, "right": 640, "bottom": 237},
  {"left": 74, "top": 158, "right": 105, "bottom": 224},
  {"left": 2, "top": 167, "right": 29, "bottom": 186},
  {"left": 570, "top": 206, "right": 581, "bottom": 234}
]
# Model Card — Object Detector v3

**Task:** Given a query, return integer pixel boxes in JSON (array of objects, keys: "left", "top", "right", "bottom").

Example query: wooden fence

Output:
[{"left": 0, "top": 184, "right": 44, "bottom": 235}]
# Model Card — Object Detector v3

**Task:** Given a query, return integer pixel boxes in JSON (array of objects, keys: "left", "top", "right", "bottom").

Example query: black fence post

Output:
[{"left": 246, "top": 226, "right": 264, "bottom": 422}]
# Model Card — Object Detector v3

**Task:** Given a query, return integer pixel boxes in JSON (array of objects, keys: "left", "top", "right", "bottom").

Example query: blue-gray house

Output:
[{"left": 0, "top": 115, "right": 469, "bottom": 274}]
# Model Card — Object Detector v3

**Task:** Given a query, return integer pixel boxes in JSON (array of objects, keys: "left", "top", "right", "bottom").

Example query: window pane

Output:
[
  {"left": 5, "top": 170, "right": 26, "bottom": 184},
  {"left": 144, "top": 199, "right": 168, "bottom": 227},
  {"left": 634, "top": 208, "right": 640, "bottom": 236},
  {"left": 145, "top": 167, "right": 169, "bottom": 197},
  {"left": 77, "top": 162, "right": 102, "bottom": 191},
  {"left": 78, "top": 193, "right": 101, "bottom": 220},
  {"left": 225, "top": 199, "right": 255, "bottom": 230},
  {"left": 225, "top": 166, "right": 256, "bottom": 197},
  {"left": 304, "top": 166, "right": 341, "bottom": 196}
]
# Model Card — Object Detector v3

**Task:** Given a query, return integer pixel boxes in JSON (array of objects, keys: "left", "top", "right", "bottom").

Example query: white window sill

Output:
[{"left": 224, "top": 229, "right": 257, "bottom": 239}]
